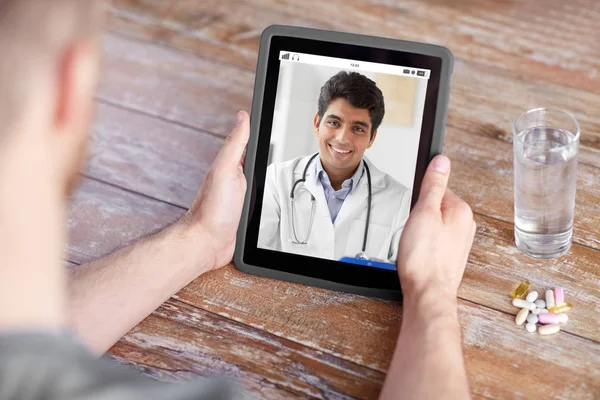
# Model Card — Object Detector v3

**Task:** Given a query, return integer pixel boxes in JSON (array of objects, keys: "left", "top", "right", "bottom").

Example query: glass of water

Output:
[{"left": 513, "top": 108, "right": 580, "bottom": 258}]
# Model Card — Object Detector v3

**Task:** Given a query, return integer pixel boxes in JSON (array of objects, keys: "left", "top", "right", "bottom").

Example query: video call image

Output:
[{"left": 258, "top": 52, "right": 430, "bottom": 269}]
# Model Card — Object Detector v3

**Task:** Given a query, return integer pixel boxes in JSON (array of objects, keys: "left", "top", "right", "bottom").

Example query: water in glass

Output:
[{"left": 514, "top": 127, "right": 578, "bottom": 258}]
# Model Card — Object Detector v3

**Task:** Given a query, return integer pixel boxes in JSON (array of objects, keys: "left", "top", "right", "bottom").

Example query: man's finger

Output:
[
  {"left": 417, "top": 155, "right": 451, "bottom": 211},
  {"left": 214, "top": 111, "right": 250, "bottom": 169}
]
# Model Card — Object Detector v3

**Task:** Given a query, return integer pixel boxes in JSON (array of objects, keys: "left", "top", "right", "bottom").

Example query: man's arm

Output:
[
  {"left": 380, "top": 293, "right": 468, "bottom": 399},
  {"left": 67, "top": 222, "right": 212, "bottom": 354},
  {"left": 380, "top": 156, "right": 475, "bottom": 400},
  {"left": 68, "top": 111, "right": 251, "bottom": 354}
]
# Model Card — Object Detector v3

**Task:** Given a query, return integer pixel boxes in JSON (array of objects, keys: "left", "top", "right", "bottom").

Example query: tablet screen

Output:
[
  {"left": 257, "top": 52, "right": 430, "bottom": 269},
  {"left": 243, "top": 35, "right": 443, "bottom": 286}
]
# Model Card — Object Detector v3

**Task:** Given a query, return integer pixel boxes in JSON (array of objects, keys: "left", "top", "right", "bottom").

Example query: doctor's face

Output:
[{"left": 314, "top": 98, "right": 377, "bottom": 175}]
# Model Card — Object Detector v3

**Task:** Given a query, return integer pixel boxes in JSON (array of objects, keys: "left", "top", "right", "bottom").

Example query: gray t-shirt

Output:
[{"left": 0, "top": 333, "right": 246, "bottom": 400}]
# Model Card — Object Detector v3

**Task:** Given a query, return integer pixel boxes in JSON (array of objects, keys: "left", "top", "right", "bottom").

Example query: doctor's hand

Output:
[
  {"left": 396, "top": 155, "right": 476, "bottom": 303},
  {"left": 180, "top": 111, "right": 250, "bottom": 271}
]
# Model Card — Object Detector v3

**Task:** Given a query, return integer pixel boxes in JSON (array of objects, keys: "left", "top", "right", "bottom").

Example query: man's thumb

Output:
[
  {"left": 215, "top": 111, "right": 250, "bottom": 169},
  {"left": 418, "top": 155, "right": 451, "bottom": 210}
]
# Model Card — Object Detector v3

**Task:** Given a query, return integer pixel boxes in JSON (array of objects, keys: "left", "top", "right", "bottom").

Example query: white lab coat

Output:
[{"left": 258, "top": 154, "right": 411, "bottom": 262}]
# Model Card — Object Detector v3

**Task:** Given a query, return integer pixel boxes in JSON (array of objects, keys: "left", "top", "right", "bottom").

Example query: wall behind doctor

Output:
[{"left": 269, "top": 62, "right": 428, "bottom": 189}]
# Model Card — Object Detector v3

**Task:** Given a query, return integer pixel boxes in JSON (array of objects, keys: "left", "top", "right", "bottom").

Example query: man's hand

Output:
[
  {"left": 397, "top": 155, "right": 476, "bottom": 302},
  {"left": 380, "top": 155, "right": 475, "bottom": 400},
  {"left": 181, "top": 111, "right": 250, "bottom": 271}
]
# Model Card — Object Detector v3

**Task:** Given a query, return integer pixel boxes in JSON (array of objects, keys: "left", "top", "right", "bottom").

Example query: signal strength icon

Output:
[{"left": 282, "top": 53, "right": 290, "bottom": 60}]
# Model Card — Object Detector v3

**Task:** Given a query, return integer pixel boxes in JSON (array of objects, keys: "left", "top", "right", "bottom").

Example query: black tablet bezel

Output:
[{"left": 234, "top": 25, "right": 453, "bottom": 299}]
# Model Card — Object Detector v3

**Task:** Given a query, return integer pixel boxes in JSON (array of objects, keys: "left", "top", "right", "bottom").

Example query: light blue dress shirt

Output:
[{"left": 315, "top": 157, "right": 364, "bottom": 223}]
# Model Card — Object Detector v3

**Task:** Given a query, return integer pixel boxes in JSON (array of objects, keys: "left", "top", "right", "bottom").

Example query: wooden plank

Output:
[
  {"left": 105, "top": 0, "right": 600, "bottom": 92},
  {"left": 447, "top": 58, "right": 600, "bottom": 167},
  {"left": 108, "top": 298, "right": 385, "bottom": 399},
  {"left": 67, "top": 178, "right": 185, "bottom": 264},
  {"left": 106, "top": 0, "right": 323, "bottom": 71},
  {"left": 87, "top": 103, "right": 224, "bottom": 206},
  {"left": 98, "top": 34, "right": 253, "bottom": 137}
]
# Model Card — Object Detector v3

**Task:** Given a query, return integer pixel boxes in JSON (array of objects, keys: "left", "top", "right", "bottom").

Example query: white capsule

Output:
[
  {"left": 526, "top": 323, "right": 537, "bottom": 333},
  {"left": 534, "top": 299, "right": 546, "bottom": 309},
  {"left": 538, "top": 324, "right": 560, "bottom": 335},
  {"left": 526, "top": 291, "right": 539, "bottom": 302},
  {"left": 532, "top": 308, "right": 542, "bottom": 315},
  {"left": 512, "top": 298, "right": 536, "bottom": 310},
  {"left": 526, "top": 314, "right": 539, "bottom": 324},
  {"left": 559, "top": 314, "right": 569, "bottom": 323},
  {"left": 515, "top": 308, "right": 529, "bottom": 326},
  {"left": 541, "top": 308, "right": 549, "bottom": 313},
  {"left": 545, "top": 289, "right": 555, "bottom": 309}
]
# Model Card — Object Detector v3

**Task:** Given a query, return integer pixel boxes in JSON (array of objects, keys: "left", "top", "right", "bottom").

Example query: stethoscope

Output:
[{"left": 290, "top": 153, "right": 373, "bottom": 260}]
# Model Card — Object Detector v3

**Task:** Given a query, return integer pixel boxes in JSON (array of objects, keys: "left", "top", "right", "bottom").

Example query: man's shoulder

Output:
[{"left": 0, "top": 333, "right": 244, "bottom": 400}]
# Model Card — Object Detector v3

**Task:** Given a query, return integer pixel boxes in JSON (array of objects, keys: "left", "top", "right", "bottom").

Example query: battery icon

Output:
[{"left": 417, "top": 70, "right": 425, "bottom": 77}]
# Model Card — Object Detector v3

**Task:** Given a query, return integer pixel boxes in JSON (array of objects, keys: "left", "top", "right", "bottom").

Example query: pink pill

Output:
[
  {"left": 554, "top": 287, "right": 565, "bottom": 304},
  {"left": 539, "top": 313, "right": 561, "bottom": 325}
]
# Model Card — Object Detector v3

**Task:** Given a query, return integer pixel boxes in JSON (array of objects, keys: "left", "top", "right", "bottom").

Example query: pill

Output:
[
  {"left": 549, "top": 302, "right": 573, "bottom": 314},
  {"left": 541, "top": 308, "right": 549, "bottom": 313},
  {"left": 554, "top": 287, "right": 565, "bottom": 305},
  {"left": 526, "top": 291, "right": 538, "bottom": 302},
  {"left": 515, "top": 308, "right": 529, "bottom": 326},
  {"left": 539, "top": 313, "right": 560, "bottom": 324},
  {"left": 512, "top": 298, "right": 536, "bottom": 310},
  {"left": 532, "top": 308, "right": 542, "bottom": 315},
  {"left": 525, "top": 323, "right": 537, "bottom": 333},
  {"left": 511, "top": 281, "right": 530, "bottom": 299},
  {"left": 545, "top": 289, "right": 555, "bottom": 309},
  {"left": 559, "top": 314, "right": 568, "bottom": 323},
  {"left": 534, "top": 299, "right": 546, "bottom": 309},
  {"left": 526, "top": 314, "right": 539, "bottom": 324},
  {"left": 538, "top": 324, "right": 560, "bottom": 335}
]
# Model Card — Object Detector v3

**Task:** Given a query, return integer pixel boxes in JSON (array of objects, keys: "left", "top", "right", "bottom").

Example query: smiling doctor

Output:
[{"left": 258, "top": 71, "right": 411, "bottom": 263}]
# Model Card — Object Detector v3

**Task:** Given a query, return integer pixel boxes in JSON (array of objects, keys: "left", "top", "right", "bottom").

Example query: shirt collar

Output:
[{"left": 315, "top": 156, "right": 364, "bottom": 193}]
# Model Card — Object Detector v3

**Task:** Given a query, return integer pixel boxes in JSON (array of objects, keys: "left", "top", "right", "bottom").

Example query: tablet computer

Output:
[{"left": 234, "top": 25, "right": 453, "bottom": 299}]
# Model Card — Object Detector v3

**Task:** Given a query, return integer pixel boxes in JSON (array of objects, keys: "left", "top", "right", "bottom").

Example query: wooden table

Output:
[{"left": 67, "top": 1, "right": 600, "bottom": 398}]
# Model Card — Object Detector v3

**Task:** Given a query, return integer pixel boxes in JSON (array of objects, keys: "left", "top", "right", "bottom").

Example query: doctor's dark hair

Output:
[{"left": 317, "top": 71, "right": 385, "bottom": 139}]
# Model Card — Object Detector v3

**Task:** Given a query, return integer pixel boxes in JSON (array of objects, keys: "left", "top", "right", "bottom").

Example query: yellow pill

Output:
[
  {"left": 549, "top": 302, "right": 573, "bottom": 314},
  {"left": 510, "top": 281, "right": 530, "bottom": 299}
]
